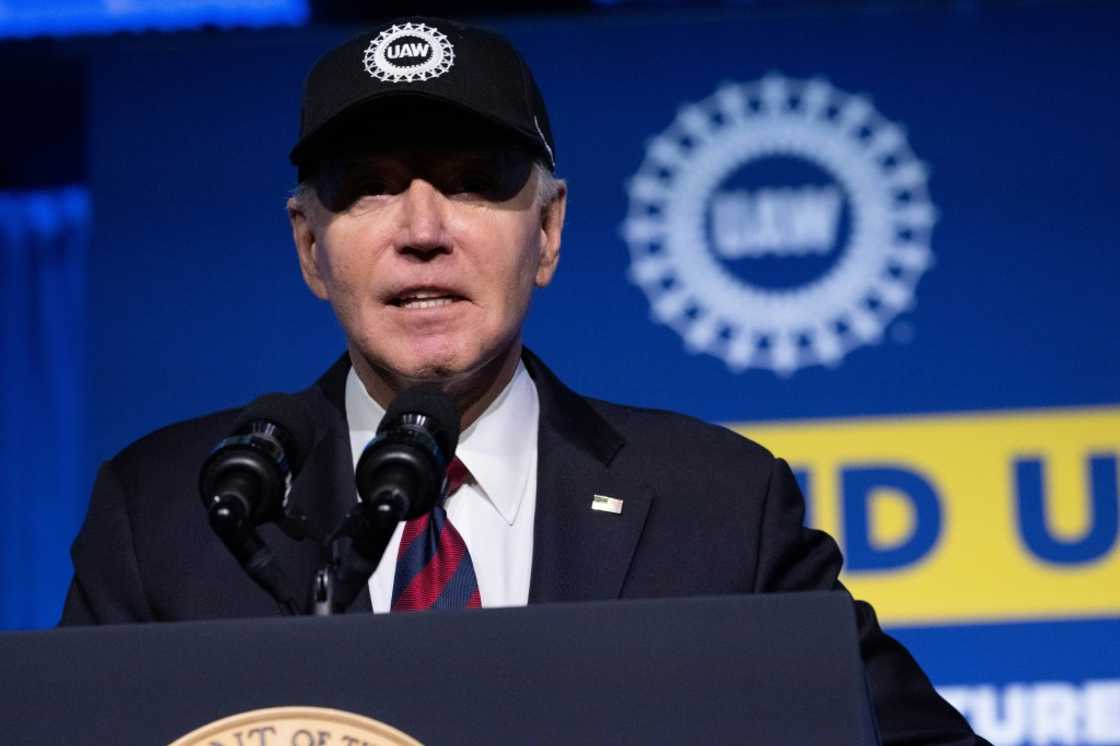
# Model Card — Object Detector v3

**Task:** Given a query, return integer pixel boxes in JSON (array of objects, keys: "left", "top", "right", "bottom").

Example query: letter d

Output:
[{"left": 842, "top": 465, "right": 943, "bottom": 571}]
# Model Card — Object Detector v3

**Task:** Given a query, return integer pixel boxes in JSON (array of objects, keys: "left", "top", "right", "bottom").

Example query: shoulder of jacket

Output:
[
  {"left": 584, "top": 397, "right": 776, "bottom": 465},
  {"left": 108, "top": 407, "right": 242, "bottom": 477}
]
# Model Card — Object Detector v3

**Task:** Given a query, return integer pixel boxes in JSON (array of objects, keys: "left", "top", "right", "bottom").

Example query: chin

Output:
[
  {"left": 357, "top": 331, "right": 516, "bottom": 390},
  {"left": 401, "top": 362, "right": 461, "bottom": 382},
  {"left": 388, "top": 347, "right": 476, "bottom": 384}
]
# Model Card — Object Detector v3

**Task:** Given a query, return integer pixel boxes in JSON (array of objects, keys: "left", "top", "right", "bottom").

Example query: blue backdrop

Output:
[
  {"left": 0, "top": 187, "right": 88, "bottom": 629},
  {"left": 4, "top": 4, "right": 1118, "bottom": 744}
]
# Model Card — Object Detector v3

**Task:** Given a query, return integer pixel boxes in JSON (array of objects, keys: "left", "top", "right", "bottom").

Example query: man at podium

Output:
[{"left": 61, "top": 16, "right": 988, "bottom": 746}]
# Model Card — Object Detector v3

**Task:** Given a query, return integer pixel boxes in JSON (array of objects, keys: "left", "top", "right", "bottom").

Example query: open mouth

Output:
[{"left": 390, "top": 289, "right": 464, "bottom": 310}]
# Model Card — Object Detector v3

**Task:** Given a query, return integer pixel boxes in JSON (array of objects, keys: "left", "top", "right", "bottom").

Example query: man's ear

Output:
[
  {"left": 535, "top": 183, "right": 566, "bottom": 288},
  {"left": 288, "top": 196, "right": 328, "bottom": 300}
]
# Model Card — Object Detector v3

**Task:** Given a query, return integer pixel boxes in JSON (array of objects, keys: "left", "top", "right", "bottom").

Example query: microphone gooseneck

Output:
[{"left": 315, "top": 384, "right": 461, "bottom": 615}]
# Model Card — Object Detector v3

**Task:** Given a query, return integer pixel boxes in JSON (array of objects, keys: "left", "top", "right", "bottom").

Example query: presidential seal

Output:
[
  {"left": 363, "top": 22, "right": 455, "bottom": 84},
  {"left": 170, "top": 706, "right": 422, "bottom": 746},
  {"left": 621, "top": 74, "right": 936, "bottom": 375}
]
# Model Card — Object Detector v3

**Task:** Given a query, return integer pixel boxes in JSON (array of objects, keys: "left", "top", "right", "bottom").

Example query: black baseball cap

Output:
[{"left": 290, "top": 17, "right": 556, "bottom": 172}]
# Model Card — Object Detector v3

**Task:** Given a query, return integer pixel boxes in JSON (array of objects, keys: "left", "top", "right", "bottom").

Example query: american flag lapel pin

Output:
[{"left": 591, "top": 494, "right": 623, "bottom": 514}]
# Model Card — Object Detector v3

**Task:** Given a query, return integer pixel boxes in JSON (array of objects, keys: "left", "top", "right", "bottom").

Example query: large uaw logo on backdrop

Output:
[{"left": 622, "top": 75, "right": 936, "bottom": 375}]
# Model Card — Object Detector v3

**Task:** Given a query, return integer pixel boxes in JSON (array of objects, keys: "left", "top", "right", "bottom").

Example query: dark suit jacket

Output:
[{"left": 62, "top": 350, "right": 987, "bottom": 745}]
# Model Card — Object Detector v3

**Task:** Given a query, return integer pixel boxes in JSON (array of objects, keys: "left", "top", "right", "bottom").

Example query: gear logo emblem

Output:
[
  {"left": 622, "top": 74, "right": 936, "bottom": 375},
  {"left": 363, "top": 22, "right": 455, "bottom": 84}
]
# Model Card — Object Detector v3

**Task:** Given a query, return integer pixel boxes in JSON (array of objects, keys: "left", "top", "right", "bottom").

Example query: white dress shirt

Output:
[{"left": 346, "top": 361, "right": 539, "bottom": 612}]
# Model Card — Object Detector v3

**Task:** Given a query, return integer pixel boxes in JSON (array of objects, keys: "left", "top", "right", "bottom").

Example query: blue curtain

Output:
[{"left": 0, "top": 186, "right": 89, "bottom": 629}]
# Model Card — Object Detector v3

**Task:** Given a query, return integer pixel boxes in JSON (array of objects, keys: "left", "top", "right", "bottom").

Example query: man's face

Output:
[{"left": 289, "top": 122, "right": 564, "bottom": 397}]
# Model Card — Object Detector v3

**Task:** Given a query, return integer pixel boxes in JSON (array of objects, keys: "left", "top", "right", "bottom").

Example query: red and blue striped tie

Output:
[{"left": 391, "top": 457, "right": 482, "bottom": 611}]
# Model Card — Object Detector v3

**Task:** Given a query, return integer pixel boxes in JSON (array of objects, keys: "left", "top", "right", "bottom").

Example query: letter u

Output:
[{"left": 1015, "top": 454, "right": 1118, "bottom": 564}]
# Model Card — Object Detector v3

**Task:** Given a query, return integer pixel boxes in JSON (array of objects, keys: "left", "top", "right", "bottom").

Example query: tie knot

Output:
[{"left": 445, "top": 457, "right": 470, "bottom": 497}]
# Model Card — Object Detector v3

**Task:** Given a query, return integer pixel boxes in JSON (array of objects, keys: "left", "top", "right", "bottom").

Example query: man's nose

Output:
[{"left": 397, "top": 178, "right": 450, "bottom": 258}]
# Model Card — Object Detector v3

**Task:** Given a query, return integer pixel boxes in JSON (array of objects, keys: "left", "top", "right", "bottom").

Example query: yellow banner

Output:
[{"left": 732, "top": 405, "right": 1120, "bottom": 626}]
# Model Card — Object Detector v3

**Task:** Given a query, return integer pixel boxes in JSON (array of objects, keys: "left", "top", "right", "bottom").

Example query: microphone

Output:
[
  {"left": 199, "top": 394, "right": 313, "bottom": 527},
  {"left": 199, "top": 394, "right": 315, "bottom": 615},
  {"left": 356, "top": 383, "right": 460, "bottom": 518},
  {"left": 314, "top": 384, "right": 460, "bottom": 615}
]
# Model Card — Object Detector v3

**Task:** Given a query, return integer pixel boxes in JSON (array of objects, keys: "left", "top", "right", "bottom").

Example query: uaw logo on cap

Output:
[
  {"left": 622, "top": 74, "right": 936, "bottom": 375},
  {"left": 363, "top": 22, "right": 455, "bottom": 83}
]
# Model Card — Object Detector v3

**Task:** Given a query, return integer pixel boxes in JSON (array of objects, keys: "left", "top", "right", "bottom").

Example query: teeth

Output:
[{"left": 399, "top": 296, "right": 456, "bottom": 310}]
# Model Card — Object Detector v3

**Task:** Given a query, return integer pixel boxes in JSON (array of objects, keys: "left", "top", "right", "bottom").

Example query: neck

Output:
[{"left": 349, "top": 340, "right": 523, "bottom": 431}]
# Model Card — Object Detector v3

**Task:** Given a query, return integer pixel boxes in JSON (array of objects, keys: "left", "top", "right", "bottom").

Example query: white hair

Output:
[{"left": 531, "top": 162, "right": 566, "bottom": 208}]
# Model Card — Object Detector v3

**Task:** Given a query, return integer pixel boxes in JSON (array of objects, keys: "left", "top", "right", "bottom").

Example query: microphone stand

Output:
[
  {"left": 311, "top": 499, "right": 403, "bottom": 615},
  {"left": 207, "top": 496, "right": 302, "bottom": 616}
]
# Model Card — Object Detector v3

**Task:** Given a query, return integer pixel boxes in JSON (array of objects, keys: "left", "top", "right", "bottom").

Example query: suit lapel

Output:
[
  {"left": 282, "top": 353, "right": 354, "bottom": 545},
  {"left": 524, "top": 349, "right": 653, "bottom": 604}
]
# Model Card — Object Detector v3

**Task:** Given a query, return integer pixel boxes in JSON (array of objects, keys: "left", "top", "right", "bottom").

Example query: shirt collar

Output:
[{"left": 345, "top": 360, "right": 538, "bottom": 526}]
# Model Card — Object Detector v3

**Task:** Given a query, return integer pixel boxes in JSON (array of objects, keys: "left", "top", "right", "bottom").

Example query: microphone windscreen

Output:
[
  {"left": 381, "top": 384, "right": 461, "bottom": 459},
  {"left": 233, "top": 393, "right": 316, "bottom": 472}
]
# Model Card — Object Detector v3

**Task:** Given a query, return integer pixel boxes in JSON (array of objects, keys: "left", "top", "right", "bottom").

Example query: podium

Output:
[{"left": 4, "top": 592, "right": 878, "bottom": 744}]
